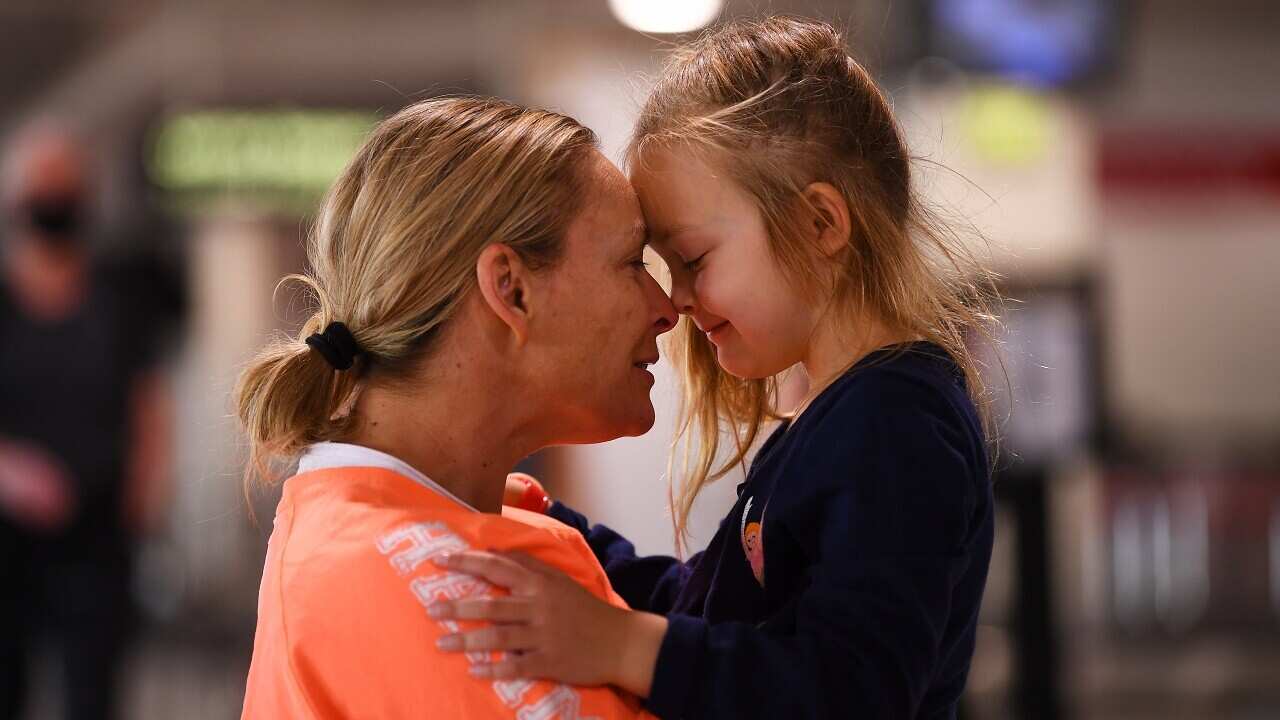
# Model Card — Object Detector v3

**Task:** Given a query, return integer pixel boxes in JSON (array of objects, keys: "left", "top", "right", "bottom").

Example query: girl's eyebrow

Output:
[{"left": 653, "top": 223, "right": 702, "bottom": 244}]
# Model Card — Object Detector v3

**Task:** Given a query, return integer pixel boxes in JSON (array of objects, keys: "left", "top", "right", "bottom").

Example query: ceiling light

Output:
[{"left": 608, "top": 0, "right": 723, "bottom": 34}]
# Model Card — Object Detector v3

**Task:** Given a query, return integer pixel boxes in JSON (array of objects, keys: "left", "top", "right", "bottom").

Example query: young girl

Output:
[{"left": 432, "top": 17, "right": 999, "bottom": 719}]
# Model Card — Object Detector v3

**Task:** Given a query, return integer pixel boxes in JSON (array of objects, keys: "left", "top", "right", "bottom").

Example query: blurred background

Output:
[{"left": 0, "top": 0, "right": 1277, "bottom": 718}]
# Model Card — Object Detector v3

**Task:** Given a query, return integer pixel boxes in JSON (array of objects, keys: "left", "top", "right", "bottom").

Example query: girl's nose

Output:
[{"left": 668, "top": 274, "right": 696, "bottom": 316}]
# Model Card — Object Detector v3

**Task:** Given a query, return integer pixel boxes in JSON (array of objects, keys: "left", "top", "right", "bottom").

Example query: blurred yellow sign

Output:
[{"left": 958, "top": 84, "right": 1051, "bottom": 166}]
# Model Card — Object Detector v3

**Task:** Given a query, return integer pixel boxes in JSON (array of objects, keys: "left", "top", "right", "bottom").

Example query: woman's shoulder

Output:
[
  {"left": 498, "top": 507, "right": 630, "bottom": 607},
  {"left": 257, "top": 503, "right": 646, "bottom": 718}
]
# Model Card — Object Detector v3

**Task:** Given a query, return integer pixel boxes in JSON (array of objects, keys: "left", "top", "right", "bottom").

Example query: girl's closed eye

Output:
[{"left": 684, "top": 251, "right": 708, "bottom": 272}]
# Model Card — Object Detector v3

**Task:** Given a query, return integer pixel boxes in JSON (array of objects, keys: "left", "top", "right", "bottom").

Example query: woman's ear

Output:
[
  {"left": 476, "top": 243, "right": 531, "bottom": 345},
  {"left": 801, "top": 182, "right": 852, "bottom": 257}
]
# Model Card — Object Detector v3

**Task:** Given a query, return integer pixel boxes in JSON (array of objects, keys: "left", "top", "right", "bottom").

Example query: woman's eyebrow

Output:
[
  {"left": 631, "top": 221, "right": 648, "bottom": 252},
  {"left": 618, "top": 222, "right": 647, "bottom": 260}
]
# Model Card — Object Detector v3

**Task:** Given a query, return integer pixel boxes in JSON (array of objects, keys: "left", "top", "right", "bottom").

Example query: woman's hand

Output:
[{"left": 429, "top": 550, "right": 667, "bottom": 697}]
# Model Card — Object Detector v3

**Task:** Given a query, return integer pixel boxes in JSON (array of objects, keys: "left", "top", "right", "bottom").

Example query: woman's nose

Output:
[{"left": 647, "top": 275, "right": 678, "bottom": 335}]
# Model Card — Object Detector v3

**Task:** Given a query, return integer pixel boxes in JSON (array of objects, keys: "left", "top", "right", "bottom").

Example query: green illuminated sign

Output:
[{"left": 149, "top": 109, "right": 378, "bottom": 198}]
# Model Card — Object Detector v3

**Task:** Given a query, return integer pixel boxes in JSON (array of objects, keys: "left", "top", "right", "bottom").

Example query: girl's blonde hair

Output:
[
  {"left": 234, "top": 97, "right": 597, "bottom": 485},
  {"left": 628, "top": 17, "right": 1001, "bottom": 547}
]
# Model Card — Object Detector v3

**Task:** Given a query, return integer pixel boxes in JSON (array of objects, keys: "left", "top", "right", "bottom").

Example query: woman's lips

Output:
[
  {"left": 632, "top": 363, "right": 656, "bottom": 384},
  {"left": 633, "top": 357, "right": 658, "bottom": 384}
]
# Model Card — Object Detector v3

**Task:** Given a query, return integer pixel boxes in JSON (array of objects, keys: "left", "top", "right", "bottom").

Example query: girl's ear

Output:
[
  {"left": 801, "top": 182, "right": 852, "bottom": 257},
  {"left": 475, "top": 243, "right": 531, "bottom": 345}
]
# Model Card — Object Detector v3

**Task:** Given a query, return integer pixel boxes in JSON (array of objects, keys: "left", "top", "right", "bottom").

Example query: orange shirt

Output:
[{"left": 241, "top": 460, "right": 654, "bottom": 719}]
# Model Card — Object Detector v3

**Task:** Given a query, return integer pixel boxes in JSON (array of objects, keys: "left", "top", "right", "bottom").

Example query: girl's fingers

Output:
[
  {"left": 436, "top": 624, "right": 536, "bottom": 653},
  {"left": 506, "top": 472, "right": 540, "bottom": 489},
  {"left": 436, "top": 551, "right": 532, "bottom": 591},
  {"left": 431, "top": 596, "right": 531, "bottom": 623}
]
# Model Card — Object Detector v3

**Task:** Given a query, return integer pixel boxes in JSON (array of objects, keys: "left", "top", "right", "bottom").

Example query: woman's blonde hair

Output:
[
  {"left": 234, "top": 97, "right": 597, "bottom": 485},
  {"left": 628, "top": 17, "right": 1002, "bottom": 548}
]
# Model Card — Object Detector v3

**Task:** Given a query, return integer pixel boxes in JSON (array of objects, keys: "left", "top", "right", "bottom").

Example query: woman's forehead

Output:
[{"left": 566, "top": 161, "right": 644, "bottom": 250}]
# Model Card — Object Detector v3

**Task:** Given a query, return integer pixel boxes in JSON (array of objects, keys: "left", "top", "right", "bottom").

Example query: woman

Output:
[{"left": 235, "top": 97, "right": 675, "bottom": 718}]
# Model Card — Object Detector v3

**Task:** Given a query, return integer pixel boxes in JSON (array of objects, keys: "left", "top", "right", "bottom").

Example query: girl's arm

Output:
[
  {"left": 637, "top": 487, "right": 982, "bottom": 719},
  {"left": 547, "top": 500, "right": 703, "bottom": 615},
  {"left": 631, "top": 389, "right": 989, "bottom": 719},
  {"left": 506, "top": 473, "right": 702, "bottom": 614},
  {"left": 440, "top": 393, "right": 988, "bottom": 719}
]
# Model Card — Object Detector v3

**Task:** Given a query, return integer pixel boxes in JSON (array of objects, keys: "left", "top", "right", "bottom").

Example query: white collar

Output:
[{"left": 296, "top": 441, "right": 478, "bottom": 513}]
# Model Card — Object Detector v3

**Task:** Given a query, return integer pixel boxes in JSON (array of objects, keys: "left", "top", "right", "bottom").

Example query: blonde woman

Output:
[{"left": 235, "top": 97, "right": 674, "bottom": 718}]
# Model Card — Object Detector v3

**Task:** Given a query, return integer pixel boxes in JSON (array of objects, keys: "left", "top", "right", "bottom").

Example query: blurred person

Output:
[
  {"left": 432, "top": 17, "right": 1001, "bottom": 720},
  {"left": 0, "top": 121, "right": 173, "bottom": 720},
  {"left": 234, "top": 97, "right": 675, "bottom": 718}
]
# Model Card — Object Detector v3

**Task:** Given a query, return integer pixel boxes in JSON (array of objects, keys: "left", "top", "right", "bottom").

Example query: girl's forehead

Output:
[
  {"left": 639, "top": 176, "right": 755, "bottom": 241},
  {"left": 649, "top": 222, "right": 707, "bottom": 249},
  {"left": 633, "top": 144, "right": 722, "bottom": 182}
]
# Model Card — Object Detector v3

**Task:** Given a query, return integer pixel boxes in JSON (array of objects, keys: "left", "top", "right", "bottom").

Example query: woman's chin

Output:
[
  {"left": 619, "top": 403, "right": 657, "bottom": 437},
  {"left": 606, "top": 395, "right": 657, "bottom": 438},
  {"left": 563, "top": 403, "right": 656, "bottom": 444}
]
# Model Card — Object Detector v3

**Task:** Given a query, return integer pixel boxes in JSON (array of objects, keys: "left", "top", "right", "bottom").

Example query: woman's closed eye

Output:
[{"left": 684, "top": 251, "right": 708, "bottom": 272}]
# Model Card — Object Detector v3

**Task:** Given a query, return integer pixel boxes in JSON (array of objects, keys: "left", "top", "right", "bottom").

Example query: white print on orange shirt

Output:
[{"left": 378, "top": 521, "right": 600, "bottom": 719}]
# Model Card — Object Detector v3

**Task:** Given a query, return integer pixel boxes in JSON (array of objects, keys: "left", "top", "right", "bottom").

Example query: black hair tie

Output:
[{"left": 305, "top": 322, "right": 362, "bottom": 371}]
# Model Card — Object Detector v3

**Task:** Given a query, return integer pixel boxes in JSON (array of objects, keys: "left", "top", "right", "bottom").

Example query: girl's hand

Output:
[
  {"left": 503, "top": 472, "right": 552, "bottom": 513},
  {"left": 429, "top": 550, "right": 667, "bottom": 697}
]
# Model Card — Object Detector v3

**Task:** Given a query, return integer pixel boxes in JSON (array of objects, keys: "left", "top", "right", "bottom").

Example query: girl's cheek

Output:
[
  {"left": 690, "top": 275, "right": 719, "bottom": 317},
  {"left": 697, "top": 269, "right": 749, "bottom": 320},
  {"left": 693, "top": 271, "right": 719, "bottom": 308}
]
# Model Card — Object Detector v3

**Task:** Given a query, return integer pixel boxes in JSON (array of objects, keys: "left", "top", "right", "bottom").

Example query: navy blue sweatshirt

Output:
[{"left": 549, "top": 342, "right": 994, "bottom": 719}]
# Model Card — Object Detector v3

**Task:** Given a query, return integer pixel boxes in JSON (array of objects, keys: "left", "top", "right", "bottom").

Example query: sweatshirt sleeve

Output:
[
  {"left": 644, "top": 378, "right": 985, "bottom": 719},
  {"left": 548, "top": 501, "right": 702, "bottom": 615}
]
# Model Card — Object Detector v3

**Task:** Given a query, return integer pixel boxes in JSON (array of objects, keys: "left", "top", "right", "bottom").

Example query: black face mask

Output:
[{"left": 19, "top": 195, "right": 86, "bottom": 248}]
